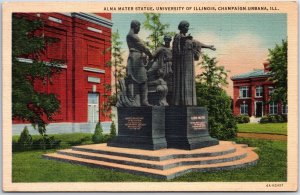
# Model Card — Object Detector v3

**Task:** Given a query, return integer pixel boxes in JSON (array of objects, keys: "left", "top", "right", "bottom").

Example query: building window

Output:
[
  {"left": 88, "top": 93, "right": 99, "bottom": 123},
  {"left": 239, "top": 86, "right": 249, "bottom": 98},
  {"left": 269, "top": 102, "right": 278, "bottom": 115},
  {"left": 240, "top": 103, "right": 248, "bottom": 115},
  {"left": 256, "top": 86, "right": 263, "bottom": 97},
  {"left": 282, "top": 104, "right": 288, "bottom": 114},
  {"left": 269, "top": 86, "right": 274, "bottom": 96}
]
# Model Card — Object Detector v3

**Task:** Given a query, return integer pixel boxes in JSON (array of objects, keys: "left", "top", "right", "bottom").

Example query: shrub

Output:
[
  {"left": 17, "top": 126, "right": 33, "bottom": 151},
  {"left": 235, "top": 115, "right": 250, "bottom": 124},
  {"left": 260, "top": 116, "right": 269, "bottom": 123},
  {"left": 196, "top": 83, "right": 237, "bottom": 140},
  {"left": 259, "top": 115, "right": 287, "bottom": 123},
  {"left": 92, "top": 122, "right": 104, "bottom": 143},
  {"left": 38, "top": 135, "right": 61, "bottom": 150},
  {"left": 110, "top": 121, "right": 117, "bottom": 138}
]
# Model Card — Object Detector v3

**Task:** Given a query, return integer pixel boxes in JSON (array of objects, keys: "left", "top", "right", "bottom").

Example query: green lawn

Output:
[
  {"left": 237, "top": 123, "right": 287, "bottom": 135},
  {"left": 12, "top": 138, "right": 287, "bottom": 182}
]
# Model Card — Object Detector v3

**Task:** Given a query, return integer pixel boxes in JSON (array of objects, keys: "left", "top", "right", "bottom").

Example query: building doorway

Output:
[
  {"left": 88, "top": 93, "right": 99, "bottom": 123},
  {"left": 255, "top": 101, "right": 263, "bottom": 117}
]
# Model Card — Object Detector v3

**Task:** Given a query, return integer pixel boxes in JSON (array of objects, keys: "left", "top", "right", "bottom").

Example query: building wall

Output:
[
  {"left": 13, "top": 13, "right": 112, "bottom": 135},
  {"left": 232, "top": 76, "right": 285, "bottom": 117}
]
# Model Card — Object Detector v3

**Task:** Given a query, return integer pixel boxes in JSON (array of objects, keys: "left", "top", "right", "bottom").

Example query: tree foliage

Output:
[
  {"left": 12, "top": 15, "right": 61, "bottom": 136},
  {"left": 143, "top": 13, "right": 175, "bottom": 52},
  {"left": 197, "top": 54, "right": 228, "bottom": 87},
  {"left": 17, "top": 126, "right": 33, "bottom": 151},
  {"left": 196, "top": 54, "right": 237, "bottom": 139},
  {"left": 92, "top": 122, "right": 104, "bottom": 143},
  {"left": 268, "top": 39, "right": 287, "bottom": 104},
  {"left": 110, "top": 121, "right": 117, "bottom": 138},
  {"left": 110, "top": 30, "right": 126, "bottom": 94}
]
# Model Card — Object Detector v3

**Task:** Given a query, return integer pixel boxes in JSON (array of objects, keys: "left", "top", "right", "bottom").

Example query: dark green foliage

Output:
[
  {"left": 17, "top": 126, "right": 33, "bottom": 151},
  {"left": 92, "top": 122, "right": 104, "bottom": 143},
  {"left": 38, "top": 135, "right": 61, "bottom": 150},
  {"left": 12, "top": 15, "right": 61, "bottom": 135},
  {"left": 196, "top": 54, "right": 237, "bottom": 140},
  {"left": 13, "top": 133, "right": 94, "bottom": 152},
  {"left": 235, "top": 115, "right": 250, "bottom": 124},
  {"left": 15, "top": 128, "right": 60, "bottom": 151},
  {"left": 268, "top": 39, "right": 287, "bottom": 104},
  {"left": 110, "top": 121, "right": 117, "bottom": 138},
  {"left": 143, "top": 13, "right": 175, "bottom": 52},
  {"left": 260, "top": 115, "right": 287, "bottom": 123},
  {"left": 196, "top": 83, "right": 237, "bottom": 140}
]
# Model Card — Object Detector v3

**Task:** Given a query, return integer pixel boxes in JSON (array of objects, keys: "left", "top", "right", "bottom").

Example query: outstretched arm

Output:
[{"left": 197, "top": 41, "right": 216, "bottom": 51}]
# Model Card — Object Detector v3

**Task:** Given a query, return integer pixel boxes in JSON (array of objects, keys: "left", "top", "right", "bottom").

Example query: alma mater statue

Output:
[{"left": 172, "top": 20, "right": 216, "bottom": 106}]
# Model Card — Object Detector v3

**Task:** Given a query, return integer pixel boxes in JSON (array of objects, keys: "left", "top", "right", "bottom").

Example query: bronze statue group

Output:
[{"left": 117, "top": 20, "right": 216, "bottom": 107}]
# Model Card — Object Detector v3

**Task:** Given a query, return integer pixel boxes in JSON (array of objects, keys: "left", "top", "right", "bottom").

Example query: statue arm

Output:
[
  {"left": 196, "top": 41, "right": 216, "bottom": 51},
  {"left": 130, "top": 34, "right": 153, "bottom": 57}
]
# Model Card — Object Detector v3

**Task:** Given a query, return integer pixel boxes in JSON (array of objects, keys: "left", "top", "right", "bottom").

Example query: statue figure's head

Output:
[
  {"left": 130, "top": 20, "right": 141, "bottom": 34},
  {"left": 163, "top": 35, "right": 172, "bottom": 48},
  {"left": 163, "top": 35, "right": 172, "bottom": 43},
  {"left": 178, "top": 20, "right": 189, "bottom": 34}
]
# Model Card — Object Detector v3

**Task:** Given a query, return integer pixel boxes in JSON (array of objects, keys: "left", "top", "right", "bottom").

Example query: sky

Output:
[{"left": 112, "top": 13, "right": 287, "bottom": 97}]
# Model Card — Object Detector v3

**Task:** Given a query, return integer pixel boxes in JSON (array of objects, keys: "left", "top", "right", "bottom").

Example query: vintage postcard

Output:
[{"left": 2, "top": 1, "right": 298, "bottom": 192}]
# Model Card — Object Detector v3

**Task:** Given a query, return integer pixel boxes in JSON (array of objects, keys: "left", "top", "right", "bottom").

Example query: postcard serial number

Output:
[{"left": 266, "top": 183, "right": 284, "bottom": 187}]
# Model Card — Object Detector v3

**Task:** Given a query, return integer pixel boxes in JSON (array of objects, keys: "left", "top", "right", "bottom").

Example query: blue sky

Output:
[
  {"left": 112, "top": 13, "right": 287, "bottom": 96},
  {"left": 112, "top": 13, "right": 286, "bottom": 49}
]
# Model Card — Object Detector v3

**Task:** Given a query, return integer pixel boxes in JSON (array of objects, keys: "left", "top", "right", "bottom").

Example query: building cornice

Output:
[{"left": 71, "top": 13, "right": 113, "bottom": 29}]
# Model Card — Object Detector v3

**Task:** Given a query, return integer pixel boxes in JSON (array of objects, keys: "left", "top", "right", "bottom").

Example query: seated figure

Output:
[{"left": 147, "top": 35, "right": 173, "bottom": 106}]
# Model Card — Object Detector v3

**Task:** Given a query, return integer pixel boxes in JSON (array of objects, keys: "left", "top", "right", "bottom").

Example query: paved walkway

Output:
[{"left": 237, "top": 132, "right": 287, "bottom": 141}]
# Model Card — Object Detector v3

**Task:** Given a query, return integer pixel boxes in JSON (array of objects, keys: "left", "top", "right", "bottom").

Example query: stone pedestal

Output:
[
  {"left": 108, "top": 106, "right": 167, "bottom": 150},
  {"left": 165, "top": 106, "right": 219, "bottom": 150}
]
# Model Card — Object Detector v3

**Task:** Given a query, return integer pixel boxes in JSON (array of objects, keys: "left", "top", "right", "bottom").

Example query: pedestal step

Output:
[
  {"left": 43, "top": 141, "right": 259, "bottom": 180},
  {"left": 72, "top": 141, "right": 236, "bottom": 161}
]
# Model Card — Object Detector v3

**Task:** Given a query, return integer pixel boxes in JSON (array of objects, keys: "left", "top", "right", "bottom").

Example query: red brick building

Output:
[
  {"left": 13, "top": 13, "right": 113, "bottom": 134},
  {"left": 231, "top": 62, "right": 287, "bottom": 118}
]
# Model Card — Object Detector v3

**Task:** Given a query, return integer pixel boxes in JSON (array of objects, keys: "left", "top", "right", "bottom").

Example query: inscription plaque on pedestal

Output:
[
  {"left": 108, "top": 106, "right": 167, "bottom": 150},
  {"left": 165, "top": 106, "right": 219, "bottom": 150}
]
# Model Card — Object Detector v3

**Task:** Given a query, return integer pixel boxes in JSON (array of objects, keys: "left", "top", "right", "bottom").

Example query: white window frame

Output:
[
  {"left": 239, "top": 86, "right": 250, "bottom": 98},
  {"left": 282, "top": 104, "right": 288, "bottom": 115},
  {"left": 240, "top": 103, "right": 248, "bottom": 115},
  {"left": 269, "top": 101, "right": 278, "bottom": 115},
  {"left": 88, "top": 93, "right": 100, "bottom": 123},
  {"left": 256, "top": 86, "right": 263, "bottom": 97}
]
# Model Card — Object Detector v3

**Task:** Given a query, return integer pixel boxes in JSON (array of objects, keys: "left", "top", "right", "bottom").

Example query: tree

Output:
[
  {"left": 92, "top": 122, "right": 104, "bottom": 143},
  {"left": 143, "top": 13, "right": 175, "bottom": 52},
  {"left": 101, "top": 83, "right": 116, "bottom": 119},
  {"left": 110, "top": 30, "right": 126, "bottom": 95},
  {"left": 197, "top": 54, "right": 228, "bottom": 87},
  {"left": 12, "top": 15, "right": 61, "bottom": 136},
  {"left": 268, "top": 39, "right": 287, "bottom": 104},
  {"left": 17, "top": 126, "right": 33, "bottom": 151},
  {"left": 196, "top": 54, "right": 237, "bottom": 139},
  {"left": 101, "top": 30, "right": 125, "bottom": 120},
  {"left": 109, "top": 121, "right": 117, "bottom": 138}
]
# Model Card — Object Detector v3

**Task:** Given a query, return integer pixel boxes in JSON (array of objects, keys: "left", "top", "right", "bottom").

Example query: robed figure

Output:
[{"left": 172, "top": 21, "right": 216, "bottom": 106}]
